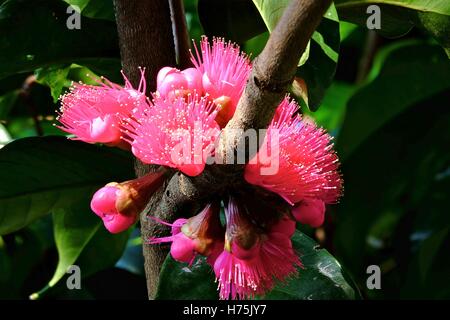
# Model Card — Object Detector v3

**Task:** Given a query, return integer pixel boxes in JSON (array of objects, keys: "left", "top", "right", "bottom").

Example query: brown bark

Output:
[
  {"left": 169, "top": 0, "right": 192, "bottom": 68},
  {"left": 113, "top": 0, "right": 176, "bottom": 93},
  {"left": 113, "top": 0, "right": 176, "bottom": 299},
  {"left": 113, "top": 0, "right": 332, "bottom": 299}
]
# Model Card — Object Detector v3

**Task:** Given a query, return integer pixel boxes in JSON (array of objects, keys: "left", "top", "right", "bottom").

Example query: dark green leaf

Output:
[
  {"left": 0, "top": 91, "right": 18, "bottom": 120},
  {"left": 335, "top": 0, "right": 450, "bottom": 53},
  {"left": 156, "top": 231, "right": 357, "bottom": 300},
  {"left": 63, "top": 0, "right": 115, "bottom": 21},
  {"left": 35, "top": 59, "right": 122, "bottom": 103},
  {"left": 0, "top": 0, "right": 119, "bottom": 79},
  {"left": 47, "top": 196, "right": 129, "bottom": 288},
  {"left": 0, "top": 226, "right": 50, "bottom": 298},
  {"left": 303, "top": 81, "right": 356, "bottom": 134},
  {"left": 401, "top": 227, "right": 450, "bottom": 299},
  {"left": 263, "top": 232, "right": 357, "bottom": 300},
  {"left": 156, "top": 256, "right": 218, "bottom": 300},
  {"left": 337, "top": 42, "right": 450, "bottom": 161},
  {"left": 334, "top": 90, "right": 450, "bottom": 278},
  {"left": 0, "top": 136, "right": 134, "bottom": 235}
]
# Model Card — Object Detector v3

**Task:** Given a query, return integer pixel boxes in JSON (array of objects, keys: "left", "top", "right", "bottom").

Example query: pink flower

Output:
[
  {"left": 191, "top": 37, "right": 252, "bottom": 127},
  {"left": 122, "top": 95, "right": 220, "bottom": 177},
  {"left": 213, "top": 197, "right": 301, "bottom": 300},
  {"left": 57, "top": 69, "right": 148, "bottom": 148},
  {"left": 58, "top": 69, "right": 147, "bottom": 147},
  {"left": 149, "top": 202, "right": 224, "bottom": 264},
  {"left": 90, "top": 169, "right": 166, "bottom": 233},
  {"left": 244, "top": 97, "right": 343, "bottom": 206},
  {"left": 292, "top": 199, "right": 326, "bottom": 228}
]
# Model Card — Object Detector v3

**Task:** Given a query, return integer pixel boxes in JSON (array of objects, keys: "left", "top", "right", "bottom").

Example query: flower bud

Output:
[
  {"left": 213, "top": 96, "right": 233, "bottom": 128},
  {"left": 157, "top": 67, "right": 203, "bottom": 99},
  {"left": 224, "top": 197, "right": 261, "bottom": 260},
  {"left": 181, "top": 68, "right": 203, "bottom": 93},
  {"left": 90, "top": 170, "right": 167, "bottom": 233},
  {"left": 158, "top": 72, "right": 188, "bottom": 98},
  {"left": 157, "top": 67, "right": 178, "bottom": 89},
  {"left": 170, "top": 232, "right": 196, "bottom": 263},
  {"left": 181, "top": 202, "right": 224, "bottom": 256},
  {"left": 270, "top": 215, "right": 296, "bottom": 237},
  {"left": 292, "top": 199, "right": 325, "bottom": 228}
]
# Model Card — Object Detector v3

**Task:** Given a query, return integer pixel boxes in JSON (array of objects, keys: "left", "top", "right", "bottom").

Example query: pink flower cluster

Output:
[{"left": 56, "top": 36, "right": 342, "bottom": 299}]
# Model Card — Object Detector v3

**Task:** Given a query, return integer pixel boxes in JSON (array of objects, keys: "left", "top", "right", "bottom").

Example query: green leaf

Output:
[
  {"left": 252, "top": 0, "right": 308, "bottom": 67},
  {"left": 416, "top": 11, "right": 450, "bottom": 58},
  {"left": 335, "top": 0, "right": 450, "bottom": 53},
  {"left": 340, "top": 21, "right": 359, "bottom": 41},
  {"left": 0, "top": 136, "right": 134, "bottom": 235},
  {"left": 263, "top": 232, "right": 357, "bottom": 299},
  {"left": 334, "top": 89, "right": 450, "bottom": 278},
  {"left": 35, "top": 65, "right": 72, "bottom": 102},
  {"left": 63, "top": 0, "right": 115, "bottom": 21},
  {"left": 48, "top": 196, "right": 129, "bottom": 289},
  {"left": 156, "top": 256, "right": 218, "bottom": 300},
  {"left": 0, "top": 225, "right": 51, "bottom": 298},
  {"left": 303, "top": 81, "right": 356, "bottom": 133},
  {"left": 418, "top": 227, "right": 449, "bottom": 282},
  {"left": 337, "top": 41, "right": 450, "bottom": 161},
  {"left": 0, "top": 90, "right": 18, "bottom": 120},
  {"left": 156, "top": 231, "right": 357, "bottom": 300},
  {"left": 35, "top": 60, "right": 122, "bottom": 103},
  {"left": 0, "top": 0, "right": 119, "bottom": 79},
  {"left": 0, "top": 123, "right": 11, "bottom": 148}
]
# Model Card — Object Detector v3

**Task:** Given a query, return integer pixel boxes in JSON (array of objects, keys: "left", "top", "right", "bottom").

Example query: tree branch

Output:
[
  {"left": 219, "top": 0, "right": 333, "bottom": 162},
  {"left": 169, "top": 0, "right": 192, "bottom": 69}
]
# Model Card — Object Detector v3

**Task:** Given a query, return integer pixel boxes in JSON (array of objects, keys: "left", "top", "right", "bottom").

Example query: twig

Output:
[
  {"left": 169, "top": 0, "right": 192, "bottom": 69},
  {"left": 356, "top": 30, "right": 380, "bottom": 84},
  {"left": 20, "top": 75, "right": 43, "bottom": 136}
]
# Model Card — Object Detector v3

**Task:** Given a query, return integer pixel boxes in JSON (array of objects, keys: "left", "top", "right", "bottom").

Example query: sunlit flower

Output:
[
  {"left": 213, "top": 197, "right": 301, "bottom": 300},
  {"left": 191, "top": 37, "right": 252, "bottom": 127},
  {"left": 57, "top": 69, "right": 148, "bottom": 148},
  {"left": 244, "top": 97, "right": 343, "bottom": 206},
  {"left": 122, "top": 95, "right": 220, "bottom": 176}
]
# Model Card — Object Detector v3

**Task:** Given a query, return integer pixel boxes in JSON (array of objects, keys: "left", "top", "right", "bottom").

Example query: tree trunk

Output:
[{"left": 113, "top": 0, "right": 176, "bottom": 299}]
